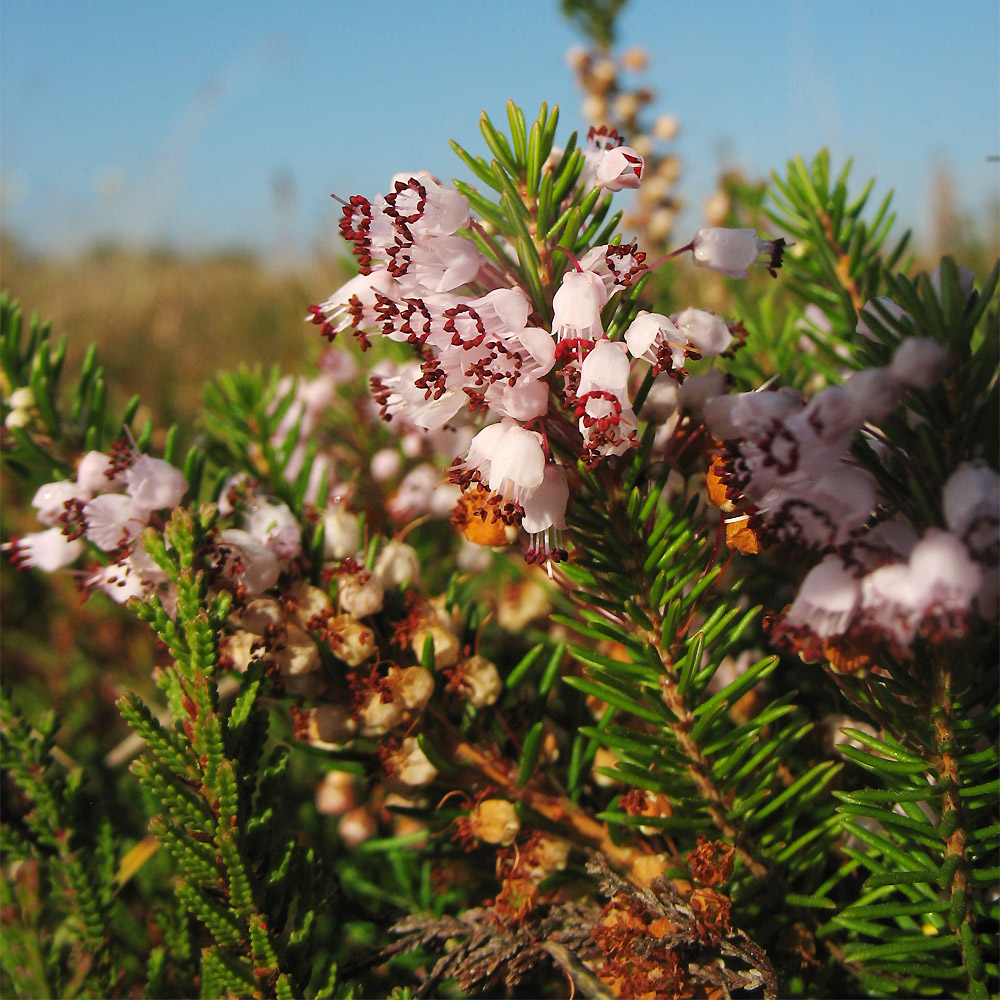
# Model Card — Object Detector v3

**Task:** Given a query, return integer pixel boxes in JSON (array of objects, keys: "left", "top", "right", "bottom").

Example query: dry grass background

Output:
[{"left": 0, "top": 236, "right": 347, "bottom": 431}]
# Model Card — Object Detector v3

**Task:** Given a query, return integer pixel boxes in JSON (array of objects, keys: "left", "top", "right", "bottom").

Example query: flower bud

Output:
[
  {"left": 374, "top": 539, "right": 421, "bottom": 588},
  {"left": 470, "top": 799, "right": 520, "bottom": 845},
  {"left": 316, "top": 770, "right": 356, "bottom": 816},
  {"left": 389, "top": 737, "right": 438, "bottom": 788},
  {"left": 453, "top": 654, "right": 502, "bottom": 707},
  {"left": 328, "top": 614, "right": 376, "bottom": 666},
  {"left": 323, "top": 507, "right": 361, "bottom": 559},
  {"left": 339, "top": 806, "right": 377, "bottom": 847},
  {"left": 339, "top": 569, "right": 384, "bottom": 617}
]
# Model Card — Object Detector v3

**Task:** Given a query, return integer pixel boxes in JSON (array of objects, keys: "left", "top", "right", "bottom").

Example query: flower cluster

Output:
[
  {"left": 308, "top": 159, "right": 782, "bottom": 571},
  {"left": 6, "top": 443, "right": 186, "bottom": 604},
  {"left": 705, "top": 280, "right": 999, "bottom": 667}
]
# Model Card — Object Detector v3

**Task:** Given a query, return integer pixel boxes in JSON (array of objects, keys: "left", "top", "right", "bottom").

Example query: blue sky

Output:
[{"left": 2, "top": 1, "right": 997, "bottom": 259}]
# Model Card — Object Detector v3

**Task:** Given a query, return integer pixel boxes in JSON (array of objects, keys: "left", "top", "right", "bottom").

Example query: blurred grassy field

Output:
[{"left": 0, "top": 235, "right": 346, "bottom": 431}]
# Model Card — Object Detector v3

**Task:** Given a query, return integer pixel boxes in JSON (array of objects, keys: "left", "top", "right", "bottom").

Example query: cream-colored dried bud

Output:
[
  {"left": 582, "top": 95, "right": 608, "bottom": 124},
  {"left": 328, "top": 613, "right": 376, "bottom": 666},
  {"left": 470, "top": 799, "right": 520, "bottom": 845},
  {"left": 647, "top": 207, "right": 678, "bottom": 242},
  {"left": 591, "top": 57, "right": 617, "bottom": 88},
  {"left": 637, "top": 790, "right": 673, "bottom": 836},
  {"left": 275, "top": 624, "right": 320, "bottom": 676},
  {"left": 304, "top": 703, "right": 357, "bottom": 747},
  {"left": 358, "top": 692, "right": 404, "bottom": 737},
  {"left": 235, "top": 596, "right": 283, "bottom": 635},
  {"left": 592, "top": 747, "right": 620, "bottom": 788},
  {"left": 652, "top": 113, "right": 679, "bottom": 141},
  {"left": 374, "top": 539, "right": 420, "bottom": 588},
  {"left": 411, "top": 625, "right": 459, "bottom": 669},
  {"left": 566, "top": 44, "right": 589, "bottom": 72},
  {"left": 638, "top": 174, "right": 671, "bottom": 204},
  {"left": 224, "top": 630, "right": 261, "bottom": 672},
  {"left": 286, "top": 581, "right": 333, "bottom": 630},
  {"left": 621, "top": 46, "right": 648, "bottom": 71},
  {"left": 540, "top": 724, "right": 561, "bottom": 764},
  {"left": 632, "top": 853, "right": 669, "bottom": 887},
  {"left": 392, "top": 665, "right": 435, "bottom": 712},
  {"left": 339, "top": 570, "right": 384, "bottom": 617},
  {"left": 338, "top": 805, "right": 377, "bottom": 847},
  {"left": 657, "top": 155, "right": 682, "bottom": 182},
  {"left": 454, "top": 655, "right": 502, "bottom": 708},
  {"left": 497, "top": 578, "right": 552, "bottom": 630},
  {"left": 390, "top": 737, "right": 438, "bottom": 787},
  {"left": 316, "top": 770, "right": 356, "bottom": 816},
  {"left": 613, "top": 93, "right": 641, "bottom": 122},
  {"left": 531, "top": 836, "right": 570, "bottom": 878},
  {"left": 703, "top": 189, "right": 731, "bottom": 228}
]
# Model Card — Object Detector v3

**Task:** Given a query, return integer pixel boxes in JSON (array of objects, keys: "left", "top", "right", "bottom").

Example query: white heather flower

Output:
[
  {"left": 89, "top": 559, "right": 151, "bottom": 604},
  {"left": 842, "top": 367, "right": 907, "bottom": 423},
  {"left": 888, "top": 338, "right": 948, "bottom": 389},
  {"left": 625, "top": 310, "right": 687, "bottom": 376},
  {"left": 374, "top": 539, "right": 421, "bottom": 588},
  {"left": 243, "top": 500, "right": 301, "bottom": 561},
  {"left": 32, "top": 481, "right": 84, "bottom": 526},
  {"left": 943, "top": 464, "right": 999, "bottom": 559},
  {"left": 487, "top": 423, "right": 547, "bottom": 508},
  {"left": 370, "top": 448, "right": 402, "bottom": 482},
  {"left": 126, "top": 454, "right": 187, "bottom": 511},
  {"left": 860, "top": 529, "right": 982, "bottom": 645},
  {"left": 576, "top": 340, "right": 638, "bottom": 460},
  {"left": 930, "top": 260, "right": 976, "bottom": 302},
  {"left": 76, "top": 450, "right": 122, "bottom": 492},
  {"left": 595, "top": 145, "right": 644, "bottom": 191},
  {"left": 671, "top": 308, "right": 734, "bottom": 357},
  {"left": 552, "top": 268, "right": 609, "bottom": 341},
  {"left": 338, "top": 569, "right": 384, "bottom": 618},
  {"left": 217, "top": 528, "right": 281, "bottom": 595},
  {"left": 856, "top": 296, "right": 910, "bottom": 342},
  {"left": 5, "top": 527, "right": 85, "bottom": 572},
  {"left": 783, "top": 556, "right": 861, "bottom": 640},
  {"left": 677, "top": 369, "right": 729, "bottom": 419},
  {"left": 83, "top": 494, "right": 150, "bottom": 551},
  {"left": 521, "top": 464, "right": 569, "bottom": 537},
  {"left": 759, "top": 465, "right": 878, "bottom": 549},
  {"left": 323, "top": 507, "right": 361, "bottom": 560},
  {"left": 691, "top": 228, "right": 785, "bottom": 279},
  {"left": 704, "top": 387, "right": 804, "bottom": 441}
]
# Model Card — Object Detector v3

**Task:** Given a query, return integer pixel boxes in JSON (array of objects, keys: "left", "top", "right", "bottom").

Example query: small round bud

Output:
[
  {"left": 339, "top": 806, "right": 377, "bottom": 847},
  {"left": 328, "top": 614, "right": 376, "bottom": 666},
  {"left": 470, "top": 799, "right": 520, "bottom": 845},
  {"left": 316, "top": 770, "right": 356, "bottom": 816},
  {"left": 389, "top": 737, "right": 438, "bottom": 788},
  {"left": 652, "top": 113, "right": 679, "bottom": 141},
  {"left": 453, "top": 654, "right": 502, "bottom": 708},
  {"left": 339, "top": 570, "right": 384, "bottom": 617}
]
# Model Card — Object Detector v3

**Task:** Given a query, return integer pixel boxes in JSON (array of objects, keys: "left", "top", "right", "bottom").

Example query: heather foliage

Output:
[{"left": 2, "top": 75, "right": 997, "bottom": 1000}]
